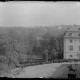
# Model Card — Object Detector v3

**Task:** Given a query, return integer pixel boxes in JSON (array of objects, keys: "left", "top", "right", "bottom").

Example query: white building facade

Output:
[{"left": 64, "top": 25, "right": 80, "bottom": 59}]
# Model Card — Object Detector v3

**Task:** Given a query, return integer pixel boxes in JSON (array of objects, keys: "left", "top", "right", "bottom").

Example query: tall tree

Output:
[
  {"left": 39, "top": 32, "right": 59, "bottom": 60},
  {"left": 57, "top": 34, "right": 64, "bottom": 59},
  {"left": 27, "top": 32, "right": 37, "bottom": 60}
]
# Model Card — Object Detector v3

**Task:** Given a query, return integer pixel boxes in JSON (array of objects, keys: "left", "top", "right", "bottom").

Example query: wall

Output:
[{"left": 64, "top": 38, "right": 80, "bottom": 59}]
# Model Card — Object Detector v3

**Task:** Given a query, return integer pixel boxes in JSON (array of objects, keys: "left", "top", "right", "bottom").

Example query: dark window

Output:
[
  {"left": 69, "top": 45, "right": 73, "bottom": 51},
  {"left": 79, "top": 33, "right": 80, "bottom": 36},
  {"left": 78, "top": 28, "right": 80, "bottom": 30},
  {"left": 70, "top": 55, "right": 72, "bottom": 57},
  {"left": 79, "top": 46, "right": 80, "bottom": 51},
  {"left": 70, "top": 39, "right": 73, "bottom": 43},
  {"left": 69, "top": 33, "right": 72, "bottom": 36}
]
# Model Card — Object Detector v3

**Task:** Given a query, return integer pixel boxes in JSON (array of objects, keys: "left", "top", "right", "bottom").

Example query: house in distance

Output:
[{"left": 64, "top": 25, "right": 80, "bottom": 59}]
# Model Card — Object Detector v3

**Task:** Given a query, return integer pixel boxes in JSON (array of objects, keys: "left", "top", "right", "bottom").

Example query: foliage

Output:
[
  {"left": 39, "top": 32, "right": 62, "bottom": 61},
  {"left": 0, "top": 26, "right": 65, "bottom": 76}
]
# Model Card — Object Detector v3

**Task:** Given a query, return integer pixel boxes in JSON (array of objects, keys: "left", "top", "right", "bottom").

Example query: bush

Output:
[{"left": 0, "top": 63, "right": 11, "bottom": 77}]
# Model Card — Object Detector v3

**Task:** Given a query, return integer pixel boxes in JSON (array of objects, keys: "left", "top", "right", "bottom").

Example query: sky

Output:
[{"left": 0, "top": 1, "right": 80, "bottom": 27}]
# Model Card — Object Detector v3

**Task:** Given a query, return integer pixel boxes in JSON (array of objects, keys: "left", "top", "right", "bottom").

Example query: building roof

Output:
[
  {"left": 64, "top": 32, "right": 80, "bottom": 38},
  {"left": 67, "top": 25, "right": 80, "bottom": 32},
  {"left": 64, "top": 25, "right": 80, "bottom": 38}
]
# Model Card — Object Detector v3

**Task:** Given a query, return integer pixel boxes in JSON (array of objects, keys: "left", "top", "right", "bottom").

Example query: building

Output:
[{"left": 64, "top": 25, "right": 80, "bottom": 59}]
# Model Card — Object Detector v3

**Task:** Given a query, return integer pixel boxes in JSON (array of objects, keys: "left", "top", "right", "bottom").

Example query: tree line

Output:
[{"left": 0, "top": 27, "right": 64, "bottom": 76}]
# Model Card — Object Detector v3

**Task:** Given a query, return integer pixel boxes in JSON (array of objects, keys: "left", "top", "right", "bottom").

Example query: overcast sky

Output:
[{"left": 0, "top": 1, "right": 80, "bottom": 27}]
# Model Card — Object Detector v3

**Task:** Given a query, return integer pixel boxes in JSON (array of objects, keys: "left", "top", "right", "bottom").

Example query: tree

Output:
[
  {"left": 0, "top": 28, "right": 29, "bottom": 69},
  {"left": 51, "top": 49, "right": 58, "bottom": 60},
  {"left": 49, "top": 36, "right": 59, "bottom": 51},
  {"left": 57, "top": 34, "right": 64, "bottom": 59},
  {"left": 43, "top": 49, "right": 49, "bottom": 61},
  {"left": 39, "top": 32, "right": 60, "bottom": 61},
  {"left": 27, "top": 32, "right": 37, "bottom": 60}
]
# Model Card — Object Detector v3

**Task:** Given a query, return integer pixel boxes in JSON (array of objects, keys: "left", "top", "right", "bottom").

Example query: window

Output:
[
  {"left": 79, "top": 39, "right": 80, "bottom": 43},
  {"left": 78, "top": 28, "right": 80, "bottom": 30},
  {"left": 69, "top": 45, "right": 73, "bottom": 51},
  {"left": 79, "top": 46, "right": 80, "bottom": 51},
  {"left": 70, "top": 39, "right": 73, "bottom": 43},
  {"left": 69, "top": 33, "right": 72, "bottom": 36},
  {"left": 79, "top": 33, "right": 80, "bottom": 36},
  {"left": 70, "top": 55, "right": 73, "bottom": 57}
]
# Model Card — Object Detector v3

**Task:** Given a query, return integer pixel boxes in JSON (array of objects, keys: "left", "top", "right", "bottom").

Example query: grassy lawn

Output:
[
  {"left": 10, "top": 63, "right": 62, "bottom": 78},
  {"left": 6, "top": 62, "right": 80, "bottom": 78},
  {"left": 49, "top": 62, "right": 80, "bottom": 78}
]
